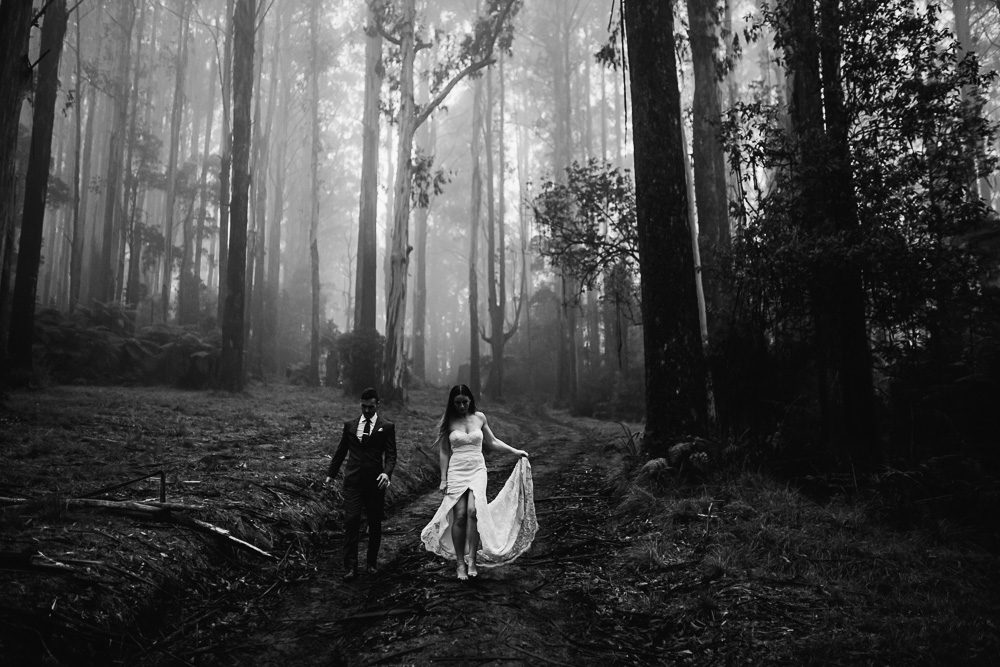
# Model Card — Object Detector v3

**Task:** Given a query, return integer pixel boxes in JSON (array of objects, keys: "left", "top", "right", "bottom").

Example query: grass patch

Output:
[
  {"left": 608, "top": 467, "right": 999, "bottom": 664},
  {"left": 0, "top": 384, "right": 446, "bottom": 664}
]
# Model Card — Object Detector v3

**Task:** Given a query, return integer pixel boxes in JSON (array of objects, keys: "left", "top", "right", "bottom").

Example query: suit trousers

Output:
[{"left": 342, "top": 470, "right": 385, "bottom": 570}]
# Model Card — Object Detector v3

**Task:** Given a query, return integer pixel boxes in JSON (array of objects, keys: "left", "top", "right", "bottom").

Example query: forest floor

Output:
[{"left": 1, "top": 384, "right": 998, "bottom": 666}]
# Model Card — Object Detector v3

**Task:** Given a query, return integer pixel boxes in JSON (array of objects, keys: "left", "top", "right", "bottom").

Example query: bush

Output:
[{"left": 336, "top": 328, "right": 384, "bottom": 395}]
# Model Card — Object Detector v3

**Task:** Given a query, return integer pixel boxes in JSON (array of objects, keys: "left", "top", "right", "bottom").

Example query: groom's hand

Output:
[{"left": 376, "top": 473, "right": 390, "bottom": 490}]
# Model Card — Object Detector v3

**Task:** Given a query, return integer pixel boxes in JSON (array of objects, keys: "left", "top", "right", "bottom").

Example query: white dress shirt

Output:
[{"left": 357, "top": 413, "right": 378, "bottom": 440}]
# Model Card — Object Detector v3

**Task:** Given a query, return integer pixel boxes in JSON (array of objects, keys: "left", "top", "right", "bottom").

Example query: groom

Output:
[{"left": 325, "top": 387, "right": 397, "bottom": 580}]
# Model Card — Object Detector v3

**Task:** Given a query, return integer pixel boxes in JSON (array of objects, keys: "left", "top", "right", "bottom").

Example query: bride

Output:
[{"left": 420, "top": 384, "right": 537, "bottom": 580}]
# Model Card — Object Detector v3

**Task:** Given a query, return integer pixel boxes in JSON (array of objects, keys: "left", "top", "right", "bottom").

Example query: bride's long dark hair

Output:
[{"left": 437, "top": 384, "right": 478, "bottom": 443}]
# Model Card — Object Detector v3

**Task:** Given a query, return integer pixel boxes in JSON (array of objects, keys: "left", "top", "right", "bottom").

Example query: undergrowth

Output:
[
  {"left": 0, "top": 384, "right": 444, "bottom": 665},
  {"left": 610, "top": 461, "right": 999, "bottom": 665}
]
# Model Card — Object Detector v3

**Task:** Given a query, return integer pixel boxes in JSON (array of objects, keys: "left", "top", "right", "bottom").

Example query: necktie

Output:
[{"left": 363, "top": 419, "right": 371, "bottom": 437}]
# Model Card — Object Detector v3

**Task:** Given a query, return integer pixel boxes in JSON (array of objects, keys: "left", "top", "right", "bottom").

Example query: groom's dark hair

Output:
[{"left": 361, "top": 387, "right": 379, "bottom": 401}]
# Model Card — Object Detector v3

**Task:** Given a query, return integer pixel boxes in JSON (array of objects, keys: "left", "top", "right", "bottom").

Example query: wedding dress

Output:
[{"left": 420, "top": 428, "right": 537, "bottom": 567}]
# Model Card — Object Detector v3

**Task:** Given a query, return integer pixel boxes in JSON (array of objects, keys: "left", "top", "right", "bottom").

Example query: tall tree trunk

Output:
[
  {"left": 94, "top": 0, "right": 135, "bottom": 305},
  {"left": 817, "top": 0, "right": 877, "bottom": 466},
  {"left": 162, "top": 0, "right": 192, "bottom": 321},
  {"left": 468, "top": 75, "right": 483, "bottom": 398},
  {"left": 179, "top": 41, "right": 211, "bottom": 325},
  {"left": 723, "top": 0, "right": 745, "bottom": 227},
  {"left": 384, "top": 0, "right": 418, "bottom": 400},
  {"left": 307, "top": 0, "right": 322, "bottom": 386},
  {"left": 76, "top": 44, "right": 100, "bottom": 310},
  {"left": 244, "top": 17, "right": 265, "bottom": 366},
  {"left": 599, "top": 58, "right": 616, "bottom": 372},
  {"left": 117, "top": 1, "right": 148, "bottom": 305},
  {"left": 354, "top": 10, "right": 382, "bottom": 338},
  {"left": 516, "top": 104, "right": 533, "bottom": 389},
  {"left": 219, "top": 0, "right": 256, "bottom": 391},
  {"left": 123, "top": 0, "right": 149, "bottom": 306},
  {"left": 686, "top": 0, "right": 731, "bottom": 331},
  {"left": 624, "top": 0, "right": 708, "bottom": 455},
  {"left": 550, "top": 1, "right": 576, "bottom": 404},
  {"left": 251, "top": 14, "right": 278, "bottom": 375},
  {"left": 484, "top": 65, "right": 498, "bottom": 396},
  {"left": 382, "top": 115, "right": 395, "bottom": 327},
  {"left": 953, "top": 0, "right": 990, "bottom": 201},
  {"left": 581, "top": 43, "right": 600, "bottom": 375},
  {"left": 0, "top": 0, "right": 34, "bottom": 358},
  {"left": 411, "top": 56, "right": 431, "bottom": 382},
  {"left": 495, "top": 55, "right": 511, "bottom": 394},
  {"left": 70, "top": 8, "right": 85, "bottom": 312},
  {"left": 217, "top": 0, "right": 235, "bottom": 326},
  {"left": 191, "top": 51, "right": 218, "bottom": 318},
  {"left": 8, "top": 0, "right": 68, "bottom": 374},
  {"left": 267, "top": 24, "right": 291, "bottom": 376},
  {"left": 484, "top": 58, "right": 517, "bottom": 398}
]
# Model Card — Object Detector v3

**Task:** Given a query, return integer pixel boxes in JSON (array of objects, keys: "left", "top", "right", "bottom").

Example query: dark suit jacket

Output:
[{"left": 327, "top": 416, "right": 397, "bottom": 484}]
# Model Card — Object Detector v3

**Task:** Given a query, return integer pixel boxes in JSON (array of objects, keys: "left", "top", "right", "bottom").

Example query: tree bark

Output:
[
  {"left": 384, "top": 0, "right": 419, "bottom": 400},
  {"left": 70, "top": 9, "right": 85, "bottom": 312},
  {"left": 0, "top": 0, "right": 34, "bottom": 358},
  {"left": 686, "top": 0, "right": 731, "bottom": 330},
  {"left": 162, "top": 0, "right": 192, "bottom": 321},
  {"left": 483, "top": 58, "right": 517, "bottom": 398},
  {"left": 411, "top": 55, "right": 431, "bottom": 381},
  {"left": 307, "top": 0, "right": 322, "bottom": 386},
  {"left": 251, "top": 13, "right": 278, "bottom": 375},
  {"left": 190, "top": 49, "right": 218, "bottom": 318},
  {"left": 217, "top": 0, "right": 235, "bottom": 326},
  {"left": 624, "top": 0, "right": 708, "bottom": 454},
  {"left": 244, "top": 16, "right": 267, "bottom": 368},
  {"left": 354, "top": 10, "right": 382, "bottom": 336},
  {"left": 219, "top": 0, "right": 256, "bottom": 392},
  {"left": 75, "top": 6, "right": 101, "bottom": 311},
  {"left": 123, "top": 1, "right": 150, "bottom": 306},
  {"left": 469, "top": 75, "right": 483, "bottom": 398},
  {"left": 817, "top": 0, "right": 877, "bottom": 466},
  {"left": 267, "top": 21, "right": 291, "bottom": 376},
  {"left": 96, "top": 0, "right": 135, "bottom": 305},
  {"left": 8, "top": 0, "right": 69, "bottom": 374}
]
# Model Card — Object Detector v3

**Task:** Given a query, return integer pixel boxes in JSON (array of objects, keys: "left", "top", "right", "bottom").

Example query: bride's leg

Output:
[
  {"left": 451, "top": 492, "right": 469, "bottom": 580},
  {"left": 465, "top": 491, "right": 479, "bottom": 577}
]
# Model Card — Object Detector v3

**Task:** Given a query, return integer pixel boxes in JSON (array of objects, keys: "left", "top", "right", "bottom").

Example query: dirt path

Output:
[{"left": 210, "top": 411, "right": 631, "bottom": 666}]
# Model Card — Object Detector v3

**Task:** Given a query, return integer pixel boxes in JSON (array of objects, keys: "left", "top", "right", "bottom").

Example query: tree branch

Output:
[
  {"left": 415, "top": 57, "right": 494, "bottom": 128},
  {"left": 375, "top": 20, "right": 402, "bottom": 46},
  {"left": 414, "top": 0, "right": 518, "bottom": 128}
]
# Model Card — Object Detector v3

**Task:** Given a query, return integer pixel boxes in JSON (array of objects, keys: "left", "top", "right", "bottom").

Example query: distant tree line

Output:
[{"left": 1, "top": 0, "right": 999, "bottom": 476}]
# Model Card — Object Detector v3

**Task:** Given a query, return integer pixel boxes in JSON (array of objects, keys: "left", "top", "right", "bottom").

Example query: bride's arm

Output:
[
  {"left": 437, "top": 435, "right": 451, "bottom": 490},
  {"left": 479, "top": 412, "right": 528, "bottom": 458}
]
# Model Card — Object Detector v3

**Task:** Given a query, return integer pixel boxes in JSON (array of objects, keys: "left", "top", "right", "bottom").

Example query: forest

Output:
[{"left": 1, "top": 0, "right": 1000, "bottom": 663}]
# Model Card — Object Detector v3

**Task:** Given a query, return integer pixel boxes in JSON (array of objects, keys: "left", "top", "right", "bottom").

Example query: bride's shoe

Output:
[
  {"left": 456, "top": 560, "right": 468, "bottom": 581},
  {"left": 465, "top": 555, "right": 478, "bottom": 578}
]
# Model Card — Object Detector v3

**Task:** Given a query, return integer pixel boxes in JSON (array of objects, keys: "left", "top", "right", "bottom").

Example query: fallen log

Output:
[{"left": 0, "top": 496, "right": 274, "bottom": 559}]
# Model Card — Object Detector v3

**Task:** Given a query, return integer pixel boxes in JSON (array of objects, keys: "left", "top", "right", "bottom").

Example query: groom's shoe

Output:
[
  {"left": 342, "top": 567, "right": 358, "bottom": 581},
  {"left": 365, "top": 563, "right": 378, "bottom": 575}
]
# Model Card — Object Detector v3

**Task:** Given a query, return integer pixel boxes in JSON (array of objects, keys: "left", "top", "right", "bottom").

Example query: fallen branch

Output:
[
  {"left": 336, "top": 608, "right": 417, "bottom": 623},
  {"left": 175, "top": 516, "right": 275, "bottom": 560},
  {"left": 535, "top": 494, "right": 602, "bottom": 503},
  {"left": 507, "top": 642, "right": 575, "bottom": 666},
  {"left": 0, "top": 496, "right": 169, "bottom": 516},
  {"left": 0, "top": 496, "right": 274, "bottom": 559}
]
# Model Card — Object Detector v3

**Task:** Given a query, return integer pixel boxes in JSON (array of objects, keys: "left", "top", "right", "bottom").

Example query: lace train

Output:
[{"left": 420, "top": 457, "right": 537, "bottom": 568}]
